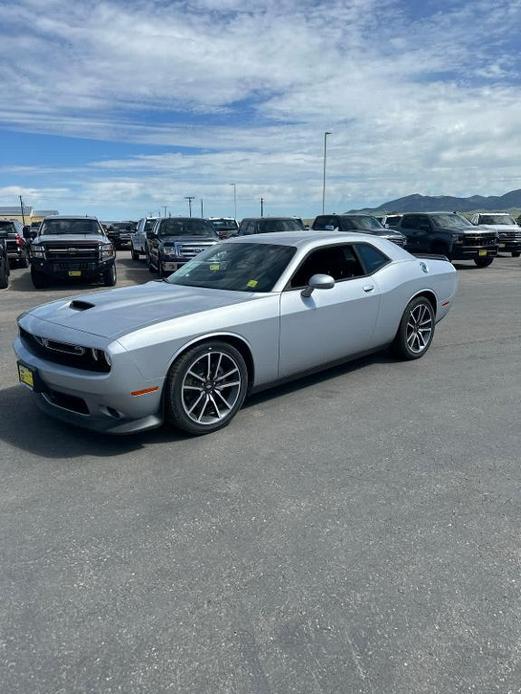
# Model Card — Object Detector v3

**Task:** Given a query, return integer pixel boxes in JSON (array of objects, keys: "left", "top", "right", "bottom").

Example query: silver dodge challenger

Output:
[{"left": 14, "top": 232, "right": 457, "bottom": 435}]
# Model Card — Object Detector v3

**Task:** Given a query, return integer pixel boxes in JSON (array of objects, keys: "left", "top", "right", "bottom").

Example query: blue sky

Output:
[{"left": 0, "top": 0, "right": 520, "bottom": 220}]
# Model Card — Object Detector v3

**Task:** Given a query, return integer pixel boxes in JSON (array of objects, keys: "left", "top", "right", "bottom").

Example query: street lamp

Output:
[
  {"left": 322, "top": 131, "right": 332, "bottom": 214},
  {"left": 229, "top": 183, "right": 237, "bottom": 220}
]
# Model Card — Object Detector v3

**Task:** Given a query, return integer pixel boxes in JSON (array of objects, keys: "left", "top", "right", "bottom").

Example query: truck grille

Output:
[
  {"left": 498, "top": 231, "right": 521, "bottom": 241},
  {"left": 19, "top": 327, "right": 111, "bottom": 373},
  {"left": 463, "top": 233, "right": 497, "bottom": 248},
  {"left": 178, "top": 242, "right": 216, "bottom": 259},
  {"left": 44, "top": 245, "right": 99, "bottom": 261}
]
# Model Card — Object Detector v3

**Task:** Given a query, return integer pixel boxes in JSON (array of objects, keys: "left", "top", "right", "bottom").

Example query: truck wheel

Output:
[
  {"left": 165, "top": 340, "right": 249, "bottom": 435},
  {"left": 131, "top": 245, "right": 140, "bottom": 261},
  {"left": 19, "top": 254, "right": 29, "bottom": 269},
  {"left": 474, "top": 257, "right": 493, "bottom": 268},
  {"left": 0, "top": 263, "right": 8, "bottom": 289},
  {"left": 103, "top": 264, "right": 117, "bottom": 286},
  {"left": 393, "top": 295, "right": 435, "bottom": 360},
  {"left": 512, "top": 252, "right": 520, "bottom": 258},
  {"left": 31, "top": 268, "right": 48, "bottom": 289}
]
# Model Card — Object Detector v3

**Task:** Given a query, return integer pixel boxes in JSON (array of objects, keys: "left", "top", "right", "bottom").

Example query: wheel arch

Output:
[
  {"left": 167, "top": 332, "right": 255, "bottom": 390},
  {"left": 409, "top": 289, "right": 438, "bottom": 316}
]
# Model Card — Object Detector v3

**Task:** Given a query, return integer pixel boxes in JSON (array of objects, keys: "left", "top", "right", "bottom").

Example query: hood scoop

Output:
[{"left": 70, "top": 300, "right": 95, "bottom": 311}]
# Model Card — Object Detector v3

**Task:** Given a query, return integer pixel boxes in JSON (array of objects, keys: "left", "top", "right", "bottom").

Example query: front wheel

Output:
[
  {"left": 474, "top": 256, "right": 493, "bottom": 268},
  {"left": 393, "top": 296, "right": 435, "bottom": 360},
  {"left": 512, "top": 251, "right": 520, "bottom": 258},
  {"left": 165, "top": 341, "right": 249, "bottom": 435},
  {"left": 131, "top": 245, "right": 140, "bottom": 261},
  {"left": 103, "top": 264, "right": 117, "bottom": 286},
  {"left": 0, "top": 262, "right": 8, "bottom": 289},
  {"left": 31, "top": 268, "right": 48, "bottom": 289}
]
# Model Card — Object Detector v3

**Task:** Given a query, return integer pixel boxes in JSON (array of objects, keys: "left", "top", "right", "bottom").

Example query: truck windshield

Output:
[
  {"left": 0, "top": 221, "right": 16, "bottom": 237},
  {"left": 168, "top": 242, "right": 296, "bottom": 292},
  {"left": 431, "top": 214, "right": 472, "bottom": 230},
  {"left": 342, "top": 216, "right": 384, "bottom": 231},
  {"left": 40, "top": 219, "right": 102, "bottom": 235},
  {"left": 211, "top": 219, "right": 239, "bottom": 231},
  {"left": 479, "top": 215, "right": 515, "bottom": 225},
  {"left": 257, "top": 219, "right": 304, "bottom": 233},
  {"left": 158, "top": 219, "right": 217, "bottom": 237}
]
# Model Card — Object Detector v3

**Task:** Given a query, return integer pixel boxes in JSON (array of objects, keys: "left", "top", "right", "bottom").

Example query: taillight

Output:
[{"left": 16, "top": 235, "right": 25, "bottom": 248}]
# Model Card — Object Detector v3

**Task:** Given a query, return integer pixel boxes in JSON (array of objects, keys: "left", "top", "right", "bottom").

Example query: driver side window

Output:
[{"left": 290, "top": 245, "right": 364, "bottom": 289}]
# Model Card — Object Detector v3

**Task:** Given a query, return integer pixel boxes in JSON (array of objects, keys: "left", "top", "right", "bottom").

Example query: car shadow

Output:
[
  {"left": 0, "top": 352, "right": 396, "bottom": 458},
  {"left": 115, "top": 256, "right": 152, "bottom": 285}
]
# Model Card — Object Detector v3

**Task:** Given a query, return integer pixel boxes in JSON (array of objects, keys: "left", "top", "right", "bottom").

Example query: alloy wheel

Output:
[{"left": 406, "top": 303, "right": 433, "bottom": 354}]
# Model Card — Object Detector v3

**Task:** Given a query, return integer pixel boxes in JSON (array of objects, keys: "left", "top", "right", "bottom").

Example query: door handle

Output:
[{"left": 363, "top": 285, "right": 375, "bottom": 293}]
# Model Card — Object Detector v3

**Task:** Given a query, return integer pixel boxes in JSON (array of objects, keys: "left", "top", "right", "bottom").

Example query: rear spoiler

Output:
[{"left": 411, "top": 253, "right": 449, "bottom": 262}]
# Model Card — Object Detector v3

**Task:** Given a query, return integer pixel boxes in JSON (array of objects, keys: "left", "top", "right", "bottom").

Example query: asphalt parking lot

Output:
[{"left": 1, "top": 253, "right": 521, "bottom": 693}]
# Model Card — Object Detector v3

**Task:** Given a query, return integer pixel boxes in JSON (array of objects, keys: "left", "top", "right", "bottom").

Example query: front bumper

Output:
[
  {"left": 30, "top": 257, "right": 115, "bottom": 280},
  {"left": 451, "top": 245, "right": 498, "bottom": 260},
  {"left": 13, "top": 336, "right": 164, "bottom": 434},
  {"left": 499, "top": 241, "right": 521, "bottom": 252}
]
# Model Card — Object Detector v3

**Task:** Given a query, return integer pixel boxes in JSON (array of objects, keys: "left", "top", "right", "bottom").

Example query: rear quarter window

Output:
[{"left": 355, "top": 243, "right": 390, "bottom": 274}]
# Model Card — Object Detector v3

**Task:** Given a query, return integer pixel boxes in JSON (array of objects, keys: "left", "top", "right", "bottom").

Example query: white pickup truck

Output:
[
  {"left": 131, "top": 217, "right": 159, "bottom": 261},
  {"left": 470, "top": 213, "right": 521, "bottom": 257}
]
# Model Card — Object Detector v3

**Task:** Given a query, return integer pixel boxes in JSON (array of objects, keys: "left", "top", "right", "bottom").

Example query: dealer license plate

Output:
[
  {"left": 478, "top": 250, "right": 487, "bottom": 256},
  {"left": 68, "top": 270, "right": 82, "bottom": 277},
  {"left": 18, "top": 363, "right": 35, "bottom": 390}
]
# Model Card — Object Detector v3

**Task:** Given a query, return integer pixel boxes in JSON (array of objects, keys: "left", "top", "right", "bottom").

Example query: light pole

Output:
[
  {"left": 200, "top": 199, "right": 204, "bottom": 217},
  {"left": 322, "top": 131, "right": 332, "bottom": 214},
  {"left": 162, "top": 206, "right": 167, "bottom": 218},
  {"left": 19, "top": 195, "right": 26, "bottom": 225},
  {"left": 184, "top": 196, "right": 195, "bottom": 217},
  {"left": 260, "top": 197, "right": 264, "bottom": 217},
  {"left": 229, "top": 183, "right": 237, "bottom": 220}
]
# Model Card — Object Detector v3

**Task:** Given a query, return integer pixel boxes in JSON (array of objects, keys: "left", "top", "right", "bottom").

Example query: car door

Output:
[
  {"left": 400, "top": 215, "right": 430, "bottom": 251},
  {"left": 278, "top": 244, "right": 381, "bottom": 378}
]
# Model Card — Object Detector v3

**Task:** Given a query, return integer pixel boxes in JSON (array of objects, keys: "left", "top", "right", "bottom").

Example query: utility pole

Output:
[
  {"left": 229, "top": 183, "right": 237, "bottom": 220},
  {"left": 162, "top": 206, "right": 167, "bottom": 218},
  {"left": 322, "top": 131, "right": 332, "bottom": 214},
  {"left": 184, "top": 196, "right": 195, "bottom": 217},
  {"left": 260, "top": 197, "right": 264, "bottom": 217},
  {"left": 200, "top": 199, "right": 204, "bottom": 217},
  {"left": 19, "top": 195, "right": 26, "bottom": 225}
]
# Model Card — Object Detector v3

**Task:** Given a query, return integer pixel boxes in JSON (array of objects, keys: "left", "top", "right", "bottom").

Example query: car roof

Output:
[
  {"left": 158, "top": 217, "right": 207, "bottom": 222},
  {"left": 43, "top": 215, "right": 99, "bottom": 221},
  {"left": 227, "top": 230, "right": 398, "bottom": 248},
  {"left": 402, "top": 211, "right": 458, "bottom": 215},
  {"left": 242, "top": 217, "right": 301, "bottom": 222}
]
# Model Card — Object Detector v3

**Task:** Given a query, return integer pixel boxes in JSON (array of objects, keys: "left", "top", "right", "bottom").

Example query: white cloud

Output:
[{"left": 0, "top": 0, "right": 520, "bottom": 217}]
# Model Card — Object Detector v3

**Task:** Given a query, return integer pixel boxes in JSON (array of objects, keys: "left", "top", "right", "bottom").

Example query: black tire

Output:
[
  {"left": 148, "top": 254, "right": 156, "bottom": 273},
  {"left": 512, "top": 252, "right": 520, "bottom": 258},
  {"left": 393, "top": 295, "right": 435, "bottom": 361},
  {"left": 165, "top": 341, "right": 249, "bottom": 435},
  {"left": 0, "top": 262, "right": 8, "bottom": 289},
  {"left": 31, "top": 268, "right": 48, "bottom": 289},
  {"left": 131, "top": 245, "right": 140, "bottom": 261},
  {"left": 474, "top": 256, "right": 493, "bottom": 268},
  {"left": 103, "top": 264, "right": 117, "bottom": 286}
]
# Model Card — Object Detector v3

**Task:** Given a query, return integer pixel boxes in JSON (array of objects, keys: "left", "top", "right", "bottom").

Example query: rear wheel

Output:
[
  {"left": 131, "top": 245, "right": 140, "bottom": 261},
  {"left": 31, "top": 268, "right": 48, "bottom": 289},
  {"left": 0, "top": 260, "right": 8, "bottom": 289},
  {"left": 103, "top": 264, "right": 117, "bottom": 286},
  {"left": 474, "top": 256, "right": 493, "bottom": 268},
  {"left": 165, "top": 341, "right": 248, "bottom": 435},
  {"left": 393, "top": 296, "right": 435, "bottom": 360}
]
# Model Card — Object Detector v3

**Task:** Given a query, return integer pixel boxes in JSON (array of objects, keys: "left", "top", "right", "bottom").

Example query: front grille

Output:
[
  {"left": 45, "top": 245, "right": 99, "bottom": 261},
  {"left": 463, "top": 234, "right": 497, "bottom": 248},
  {"left": 19, "top": 327, "right": 111, "bottom": 373},
  {"left": 498, "top": 231, "right": 521, "bottom": 241},
  {"left": 178, "top": 242, "right": 216, "bottom": 259}
]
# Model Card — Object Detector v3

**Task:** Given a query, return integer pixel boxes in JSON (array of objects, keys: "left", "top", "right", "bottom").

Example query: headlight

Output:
[
  {"left": 31, "top": 244, "right": 45, "bottom": 258},
  {"left": 162, "top": 244, "right": 184, "bottom": 259},
  {"left": 90, "top": 348, "right": 112, "bottom": 368},
  {"left": 453, "top": 235, "right": 464, "bottom": 244},
  {"left": 100, "top": 244, "right": 114, "bottom": 259}
]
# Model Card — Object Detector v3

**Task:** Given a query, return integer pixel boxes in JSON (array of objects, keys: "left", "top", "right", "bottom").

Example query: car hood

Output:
[
  {"left": 36, "top": 234, "right": 109, "bottom": 245},
  {"left": 158, "top": 235, "right": 218, "bottom": 244},
  {"left": 24, "top": 281, "right": 260, "bottom": 339},
  {"left": 477, "top": 224, "right": 519, "bottom": 233}
]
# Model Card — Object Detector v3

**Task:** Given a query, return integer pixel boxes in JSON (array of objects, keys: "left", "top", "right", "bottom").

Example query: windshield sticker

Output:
[
  {"left": 209, "top": 263, "right": 220, "bottom": 271},
  {"left": 246, "top": 279, "right": 258, "bottom": 288}
]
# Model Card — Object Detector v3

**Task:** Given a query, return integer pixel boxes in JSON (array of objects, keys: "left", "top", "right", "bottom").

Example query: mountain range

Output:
[{"left": 348, "top": 188, "right": 521, "bottom": 214}]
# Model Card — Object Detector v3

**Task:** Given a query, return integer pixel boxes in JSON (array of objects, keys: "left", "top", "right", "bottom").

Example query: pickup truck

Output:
[
  {"left": 147, "top": 217, "right": 219, "bottom": 277},
  {"left": 0, "top": 238, "right": 9, "bottom": 288},
  {"left": 469, "top": 213, "right": 521, "bottom": 257},
  {"left": 131, "top": 217, "right": 159, "bottom": 260},
  {"left": 29, "top": 215, "right": 116, "bottom": 288},
  {"left": 396, "top": 212, "right": 498, "bottom": 267},
  {"left": 0, "top": 220, "right": 29, "bottom": 268},
  {"left": 312, "top": 214, "right": 407, "bottom": 247}
]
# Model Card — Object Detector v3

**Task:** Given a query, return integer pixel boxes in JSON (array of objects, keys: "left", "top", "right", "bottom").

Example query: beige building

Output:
[{"left": 0, "top": 206, "right": 59, "bottom": 225}]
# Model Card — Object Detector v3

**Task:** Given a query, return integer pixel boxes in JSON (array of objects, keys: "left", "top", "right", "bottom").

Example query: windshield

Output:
[
  {"left": 0, "top": 221, "right": 16, "bottom": 236},
  {"left": 257, "top": 219, "right": 304, "bottom": 233},
  {"left": 158, "top": 219, "right": 217, "bottom": 238},
  {"left": 211, "top": 219, "right": 239, "bottom": 231},
  {"left": 431, "top": 214, "right": 473, "bottom": 230},
  {"left": 167, "top": 242, "right": 296, "bottom": 292},
  {"left": 112, "top": 222, "right": 135, "bottom": 231},
  {"left": 342, "top": 216, "right": 384, "bottom": 231},
  {"left": 479, "top": 214, "right": 516, "bottom": 226},
  {"left": 40, "top": 219, "right": 102, "bottom": 235}
]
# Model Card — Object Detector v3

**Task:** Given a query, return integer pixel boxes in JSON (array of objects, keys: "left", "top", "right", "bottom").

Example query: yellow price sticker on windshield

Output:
[
  {"left": 209, "top": 263, "right": 220, "bottom": 271},
  {"left": 247, "top": 279, "right": 258, "bottom": 288}
]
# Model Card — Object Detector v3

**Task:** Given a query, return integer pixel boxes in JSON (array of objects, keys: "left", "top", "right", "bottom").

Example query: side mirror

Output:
[
  {"left": 301, "top": 273, "right": 335, "bottom": 298},
  {"left": 146, "top": 230, "right": 155, "bottom": 240}
]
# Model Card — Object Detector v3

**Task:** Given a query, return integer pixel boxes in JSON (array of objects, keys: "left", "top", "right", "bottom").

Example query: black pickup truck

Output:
[
  {"left": 0, "top": 238, "right": 9, "bottom": 288},
  {"left": 29, "top": 216, "right": 117, "bottom": 289},
  {"left": 147, "top": 217, "right": 219, "bottom": 277},
  {"left": 0, "top": 220, "right": 29, "bottom": 268},
  {"left": 396, "top": 212, "right": 498, "bottom": 267}
]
